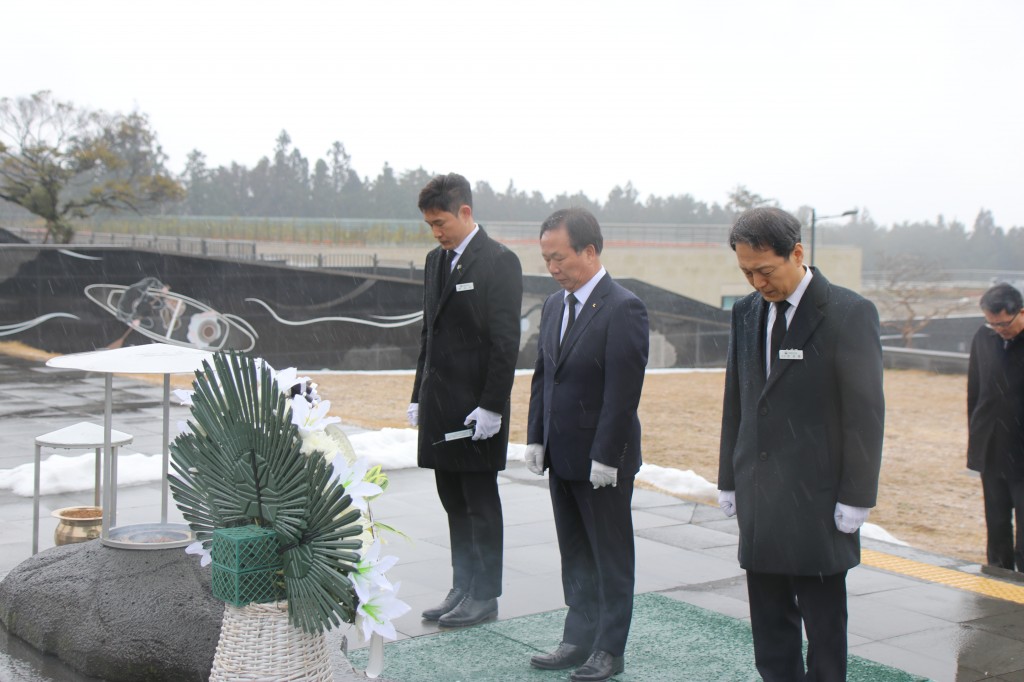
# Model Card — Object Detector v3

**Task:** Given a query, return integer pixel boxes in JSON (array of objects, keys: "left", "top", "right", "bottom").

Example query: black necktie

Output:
[
  {"left": 769, "top": 300, "right": 790, "bottom": 374},
  {"left": 558, "top": 293, "right": 578, "bottom": 357},
  {"left": 439, "top": 250, "right": 453, "bottom": 292}
]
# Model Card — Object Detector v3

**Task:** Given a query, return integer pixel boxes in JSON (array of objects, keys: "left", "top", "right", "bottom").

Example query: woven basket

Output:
[{"left": 209, "top": 601, "right": 333, "bottom": 682}]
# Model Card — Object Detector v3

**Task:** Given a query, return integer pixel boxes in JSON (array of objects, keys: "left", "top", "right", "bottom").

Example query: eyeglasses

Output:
[{"left": 985, "top": 310, "right": 1021, "bottom": 330}]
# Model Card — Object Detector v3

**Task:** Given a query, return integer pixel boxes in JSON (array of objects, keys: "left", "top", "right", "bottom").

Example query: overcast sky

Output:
[{"left": 4, "top": 0, "right": 1022, "bottom": 228}]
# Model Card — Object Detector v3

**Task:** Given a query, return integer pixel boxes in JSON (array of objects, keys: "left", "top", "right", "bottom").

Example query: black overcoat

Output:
[
  {"left": 718, "top": 269, "right": 884, "bottom": 576},
  {"left": 966, "top": 326, "right": 1024, "bottom": 479},
  {"left": 411, "top": 227, "right": 523, "bottom": 471}
]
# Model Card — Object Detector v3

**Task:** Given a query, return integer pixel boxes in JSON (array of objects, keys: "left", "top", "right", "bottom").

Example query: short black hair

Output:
[
  {"left": 417, "top": 173, "right": 472, "bottom": 214},
  {"left": 728, "top": 206, "right": 801, "bottom": 259},
  {"left": 980, "top": 282, "right": 1023, "bottom": 316},
  {"left": 540, "top": 207, "right": 604, "bottom": 255}
]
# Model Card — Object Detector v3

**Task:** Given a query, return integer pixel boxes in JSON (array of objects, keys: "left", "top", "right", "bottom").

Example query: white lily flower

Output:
[
  {"left": 352, "top": 539, "right": 399, "bottom": 593},
  {"left": 185, "top": 541, "right": 212, "bottom": 567},
  {"left": 354, "top": 580, "right": 410, "bottom": 641},
  {"left": 329, "top": 456, "right": 384, "bottom": 512},
  {"left": 271, "top": 366, "right": 301, "bottom": 394},
  {"left": 289, "top": 396, "right": 341, "bottom": 437}
]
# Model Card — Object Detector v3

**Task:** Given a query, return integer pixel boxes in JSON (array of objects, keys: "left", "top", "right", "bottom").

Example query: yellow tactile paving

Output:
[{"left": 861, "top": 548, "right": 1024, "bottom": 604}]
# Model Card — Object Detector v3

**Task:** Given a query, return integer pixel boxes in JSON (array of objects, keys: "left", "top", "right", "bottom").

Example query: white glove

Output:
[
  {"left": 834, "top": 502, "right": 870, "bottom": 534},
  {"left": 590, "top": 461, "right": 618, "bottom": 489},
  {"left": 525, "top": 443, "right": 545, "bottom": 475},
  {"left": 407, "top": 403, "right": 418, "bottom": 427},
  {"left": 465, "top": 407, "right": 502, "bottom": 440},
  {"left": 718, "top": 490, "right": 737, "bottom": 517}
]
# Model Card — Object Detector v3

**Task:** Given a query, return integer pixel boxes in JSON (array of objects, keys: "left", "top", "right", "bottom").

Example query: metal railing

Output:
[
  {"left": 85, "top": 233, "right": 259, "bottom": 258},
  {"left": 4, "top": 227, "right": 258, "bottom": 258},
  {"left": 3, "top": 226, "right": 424, "bottom": 280},
  {"left": 257, "top": 252, "right": 376, "bottom": 269},
  {"left": 6, "top": 219, "right": 739, "bottom": 248},
  {"left": 881, "top": 346, "right": 969, "bottom": 374},
  {"left": 254, "top": 252, "right": 421, "bottom": 278},
  {"left": 22, "top": 225, "right": 1021, "bottom": 290}
]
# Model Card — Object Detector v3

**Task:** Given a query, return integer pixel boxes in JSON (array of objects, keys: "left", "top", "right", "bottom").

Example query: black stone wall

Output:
[{"left": 0, "top": 246, "right": 732, "bottom": 370}]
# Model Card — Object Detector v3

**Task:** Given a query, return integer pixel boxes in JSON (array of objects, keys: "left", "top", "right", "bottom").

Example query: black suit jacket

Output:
[
  {"left": 527, "top": 274, "right": 649, "bottom": 480},
  {"left": 718, "top": 268, "right": 884, "bottom": 575},
  {"left": 412, "top": 227, "right": 523, "bottom": 472},
  {"left": 967, "top": 326, "right": 1024, "bottom": 479}
]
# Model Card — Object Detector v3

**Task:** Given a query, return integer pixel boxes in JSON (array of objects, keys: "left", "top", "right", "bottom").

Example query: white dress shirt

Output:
[
  {"left": 561, "top": 267, "right": 607, "bottom": 342},
  {"left": 447, "top": 224, "right": 479, "bottom": 272},
  {"left": 764, "top": 266, "right": 813, "bottom": 372}
]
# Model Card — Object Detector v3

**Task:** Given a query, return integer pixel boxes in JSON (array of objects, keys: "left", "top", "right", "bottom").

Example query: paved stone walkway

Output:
[{"left": 3, "top": 352, "right": 1024, "bottom": 681}]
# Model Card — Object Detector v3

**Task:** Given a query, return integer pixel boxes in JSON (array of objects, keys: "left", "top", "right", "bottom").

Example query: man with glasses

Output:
[{"left": 968, "top": 282, "right": 1024, "bottom": 572}]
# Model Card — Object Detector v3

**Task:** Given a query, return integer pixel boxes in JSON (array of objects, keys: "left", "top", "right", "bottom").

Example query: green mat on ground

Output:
[{"left": 349, "top": 592, "right": 928, "bottom": 681}]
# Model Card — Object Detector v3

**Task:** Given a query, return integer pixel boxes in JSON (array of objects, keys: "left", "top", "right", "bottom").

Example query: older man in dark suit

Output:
[
  {"left": 408, "top": 172, "right": 523, "bottom": 628},
  {"left": 717, "top": 206, "right": 884, "bottom": 681},
  {"left": 525, "top": 207, "right": 649, "bottom": 682},
  {"left": 968, "top": 282, "right": 1024, "bottom": 572}
]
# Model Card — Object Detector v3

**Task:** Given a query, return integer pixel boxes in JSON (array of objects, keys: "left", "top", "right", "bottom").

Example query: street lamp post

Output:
[{"left": 809, "top": 208, "right": 858, "bottom": 266}]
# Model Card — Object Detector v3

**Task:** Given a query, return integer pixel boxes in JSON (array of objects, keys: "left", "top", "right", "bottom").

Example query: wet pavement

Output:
[{"left": 2, "top": 351, "right": 1024, "bottom": 681}]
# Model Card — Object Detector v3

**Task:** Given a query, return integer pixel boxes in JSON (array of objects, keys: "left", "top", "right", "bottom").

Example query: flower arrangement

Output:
[{"left": 169, "top": 352, "right": 408, "bottom": 639}]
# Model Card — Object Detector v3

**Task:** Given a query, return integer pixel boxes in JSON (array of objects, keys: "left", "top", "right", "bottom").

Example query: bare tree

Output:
[
  {"left": 873, "top": 254, "right": 973, "bottom": 348},
  {"left": 726, "top": 184, "right": 777, "bottom": 214},
  {"left": 0, "top": 91, "right": 184, "bottom": 243}
]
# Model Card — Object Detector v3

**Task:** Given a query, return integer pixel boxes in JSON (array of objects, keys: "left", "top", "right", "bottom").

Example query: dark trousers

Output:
[
  {"left": 549, "top": 472, "right": 635, "bottom": 656},
  {"left": 981, "top": 470, "right": 1024, "bottom": 571},
  {"left": 434, "top": 469, "right": 503, "bottom": 599},
  {"left": 746, "top": 570, "right": 848, "bottom": 682}
]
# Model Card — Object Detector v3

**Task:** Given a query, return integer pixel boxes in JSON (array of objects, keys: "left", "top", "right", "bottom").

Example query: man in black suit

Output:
[
  {"left": 968, "top": 282, "right": 1024, "bottom": 572},
  {"left": 525, "top": 207, "right": 649, "bottom": 682},
  {"left": 717, "top": 207, "right": 884, "bottom": 681},
  {"left": 408, "top": 173, "right": 523, "bottom": 627}
]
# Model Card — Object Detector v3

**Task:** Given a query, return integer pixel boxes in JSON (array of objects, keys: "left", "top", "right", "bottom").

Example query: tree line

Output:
[
  {"left": 2, "top": 91, "right": 1023, "bottom": 274},
  {"left": 181, "top": 133, "right": 1024, "bottom": 272},
  {"left": 179, "top": 130, "right": 736, "bottom": 225},
  {"left": 826, "top": 209, "right": 1022, "bottom": 272}
]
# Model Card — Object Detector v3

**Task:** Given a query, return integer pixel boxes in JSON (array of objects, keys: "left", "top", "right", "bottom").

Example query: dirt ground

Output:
[{"left": 2, "top": 340, "right": 983, "bottom": 565}]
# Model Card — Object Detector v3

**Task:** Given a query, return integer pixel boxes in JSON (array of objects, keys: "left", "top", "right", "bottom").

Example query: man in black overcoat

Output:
[
  {"left": 407, "top": 173, "right": 523, "bottom": 627},
  {"left": 525, "top": 208, "right": 649, "bottom": 682},
  {"left": 717, "top": 207, "right": 884, "bottom": 681},
  {"left": 967, "top": 282, "right": 1024, "bottom": 571}
]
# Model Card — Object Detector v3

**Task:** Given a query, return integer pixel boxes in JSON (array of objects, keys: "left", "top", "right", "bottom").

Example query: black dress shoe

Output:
[
  {"left": 421, "top": 588, "right": 466, "bottom": 621},
  {"left": 530, "top": 642, "right": 590, "bottom": 670},
  {"left": 570, "top": 650, "right": 625, "bottom": 681},
  {"left": 437, "top": 596, "right": 497, "bottom": 627}
]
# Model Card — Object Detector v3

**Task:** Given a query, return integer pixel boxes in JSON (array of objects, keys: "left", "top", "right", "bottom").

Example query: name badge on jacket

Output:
[
  {"left": 456, "top": 282, "right": 474, "bottom": 292},
  {"left": 779, "top": 349, "right": 803, "bottom": 360}
]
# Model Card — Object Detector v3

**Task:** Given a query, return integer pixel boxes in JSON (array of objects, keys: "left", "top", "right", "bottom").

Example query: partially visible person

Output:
[
  {"left": 525, "top": 207, "right": 649, "bottom": 682},
  {"left": 717, "top": 206, "right": 884, "bottom": 681},
  {"left": 408, "top": 172, "right": 523, "bottom": 627},
  {"left": 968, "top": 282, "right": 1024, "bottom": 572}
]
